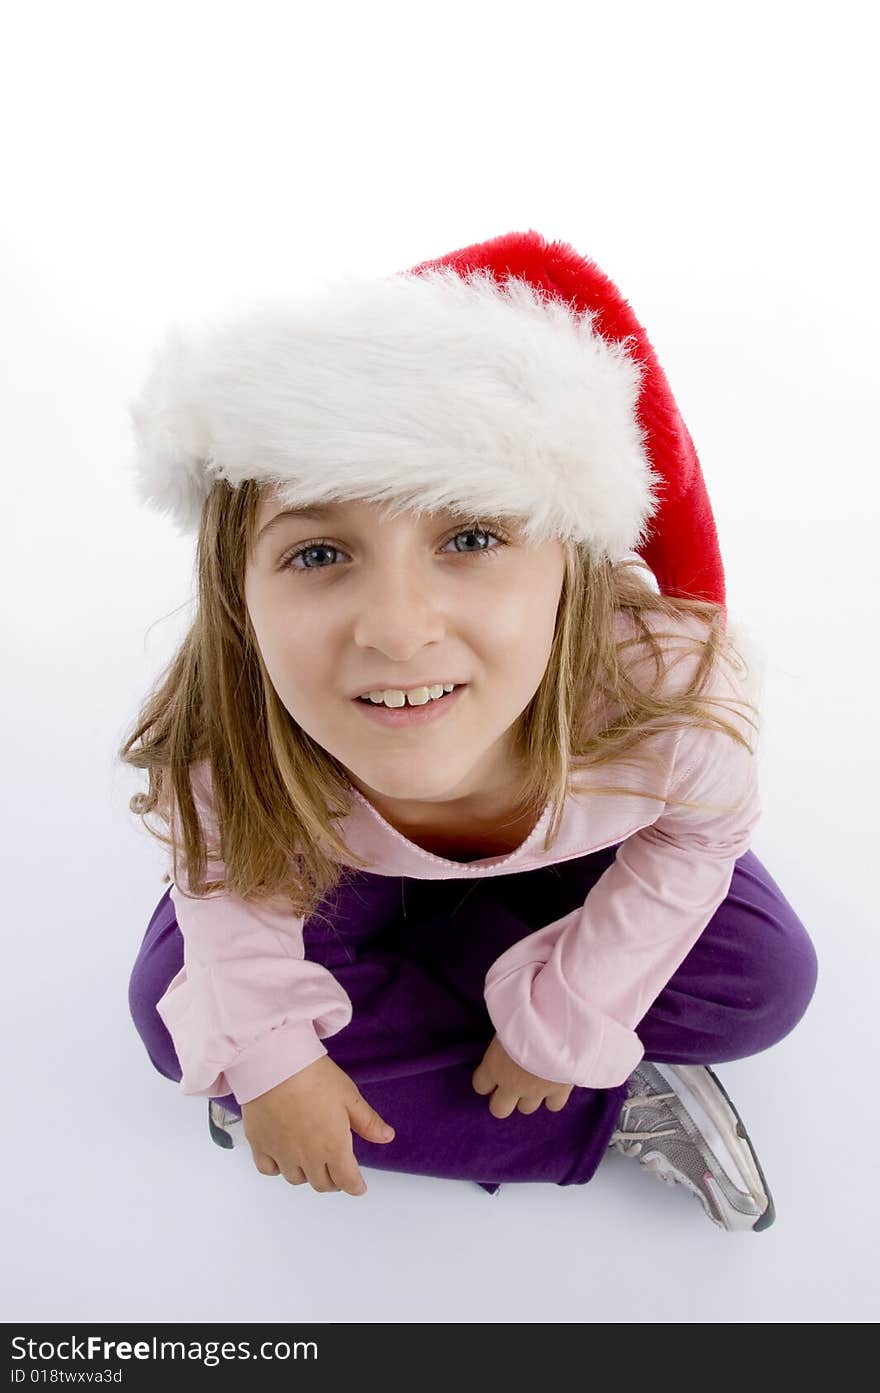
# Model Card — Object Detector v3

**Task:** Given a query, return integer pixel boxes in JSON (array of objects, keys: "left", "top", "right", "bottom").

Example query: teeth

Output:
[{"left": 359, "top": 683, "right": 457, "bottom": 707}]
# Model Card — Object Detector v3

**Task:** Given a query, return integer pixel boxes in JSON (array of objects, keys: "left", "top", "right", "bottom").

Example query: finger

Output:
[
  {"left": 329, "top": 1159, "right": 368, "bottom": 1197},
  {"left": 252, "top": 1151, "right": 282, "bottom": 1177},
  {"left": 347, "top": 1090, "right": 395, "bottom": 1143},
  {"left": 543, "top": 1092, "right": 572, "bottom": 1112},
  {"left": 278, "top": 1162, "right": 308, "bottom": 1186},
  {"left": 305, "top": 1163, "right": 341, "bottom": 1194},
  {"left": 516, "top": 1097, "right": 544, "bottom": 1115},
  {"left": 488, "top": 1090, "right": 518, "bottom": 1120},
  {"left": 471, "top": 1065, "right": 493, "bottom": 1095}
]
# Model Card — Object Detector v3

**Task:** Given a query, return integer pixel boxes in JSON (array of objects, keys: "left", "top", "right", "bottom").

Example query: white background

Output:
[{"left": 3, "top": 0, "right": 877, "bottom": 1325}]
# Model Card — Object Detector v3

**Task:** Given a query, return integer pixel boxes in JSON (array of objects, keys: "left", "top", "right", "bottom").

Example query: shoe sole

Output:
[
  {"left": 208, "top": 1109, "right": 234, "bottom": 1148},
  {"left": 208, "top": 1100, "right": 243, "bottom": 1149},
  {"left": 654, "top": 1063, "right": 775, "bottom": 1231},
  {"left": 703, "top": 1065, "right": 776, "bottom": 1231}
]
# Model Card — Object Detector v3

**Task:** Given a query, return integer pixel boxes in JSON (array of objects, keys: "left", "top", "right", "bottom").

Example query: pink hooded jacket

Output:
[{"left": 155, "top": 612, "right": 761, "bottom": 1103}]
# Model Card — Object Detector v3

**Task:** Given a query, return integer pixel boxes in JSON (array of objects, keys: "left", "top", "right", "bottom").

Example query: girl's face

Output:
[{"left": 244, "top": 490, "right": 565, "bottom": 829}]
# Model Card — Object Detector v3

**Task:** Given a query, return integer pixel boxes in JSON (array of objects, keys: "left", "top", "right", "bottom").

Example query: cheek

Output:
[
  {"left": 478, "top": 577, "right": 559, "bottom": 653},
  {"left": 250, "top": 609, "right": 331, "bottom": 701}
]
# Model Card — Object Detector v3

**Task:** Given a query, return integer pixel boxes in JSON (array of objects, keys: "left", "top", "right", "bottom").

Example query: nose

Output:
[{"left": 351, "top": 562, "right": 447, "bottom": 655}]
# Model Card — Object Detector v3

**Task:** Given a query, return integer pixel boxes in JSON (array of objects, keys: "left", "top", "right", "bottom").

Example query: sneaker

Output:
[
  {"left": 208, "top": 1099, "right": 245, "bottom": 1149},
  {"left": 607, "top": 1062, "right": 776, "bottom": 1232}
]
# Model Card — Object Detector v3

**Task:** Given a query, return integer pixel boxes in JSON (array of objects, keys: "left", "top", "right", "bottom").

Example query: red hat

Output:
[
  {"left": 411, "top": 229, "right": 725, "bottom": 609},
  {"left": 128, "top": 228, "right": 725, "bottom": 610}
]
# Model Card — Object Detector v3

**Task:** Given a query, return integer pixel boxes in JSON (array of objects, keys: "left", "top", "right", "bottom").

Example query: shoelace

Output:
[
  {"left": 607, "top": 1086, "right": 763, "bottom": 1221},
  {"left": 608, "top": 1090, "right": 679, "bottom": 1158}
]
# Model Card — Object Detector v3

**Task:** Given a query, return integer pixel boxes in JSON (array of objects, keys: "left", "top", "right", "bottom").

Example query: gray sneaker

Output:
[
  {"left": 607, "top": 1062, "right": 776, "bottom": 1232},
  {"left": 208, "top": 1100, "right": 245, "bottom": 1149}
]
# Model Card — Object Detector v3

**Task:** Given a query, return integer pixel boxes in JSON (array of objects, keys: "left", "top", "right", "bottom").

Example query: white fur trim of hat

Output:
[{"left": 126, "top": 264, "right": 662, "bottom": 559}]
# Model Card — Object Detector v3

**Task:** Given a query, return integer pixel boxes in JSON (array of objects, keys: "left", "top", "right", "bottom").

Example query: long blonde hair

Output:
[{"left": 118, "top": 479, "right": 759, "bottom": 923}]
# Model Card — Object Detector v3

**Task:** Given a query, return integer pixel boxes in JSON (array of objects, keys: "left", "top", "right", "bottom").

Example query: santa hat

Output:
[{"left": 127, "top": 228, "right": 725, "bottom": 609}]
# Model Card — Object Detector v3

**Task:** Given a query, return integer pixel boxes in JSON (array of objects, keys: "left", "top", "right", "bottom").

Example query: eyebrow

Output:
[
  {"left": 255, "top": 503, "right": 519, "bottom": 549},
  {"left": 256, "top": 505, "right": 341, "bottom": 545}
]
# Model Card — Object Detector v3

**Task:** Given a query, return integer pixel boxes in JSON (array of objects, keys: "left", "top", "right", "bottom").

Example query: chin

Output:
[{"left": 347, "top": 760, "right": 468, "bottom": 803}]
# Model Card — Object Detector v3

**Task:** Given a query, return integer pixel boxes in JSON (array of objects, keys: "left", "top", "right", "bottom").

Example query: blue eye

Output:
[{"left": 279, "top": 525, "right": 510, "bottom": 574}]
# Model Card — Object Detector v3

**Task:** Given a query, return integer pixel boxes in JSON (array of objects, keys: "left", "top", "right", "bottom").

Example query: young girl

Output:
[{"left": 123, "top": 229, "right": 818, "bottom": 1233}]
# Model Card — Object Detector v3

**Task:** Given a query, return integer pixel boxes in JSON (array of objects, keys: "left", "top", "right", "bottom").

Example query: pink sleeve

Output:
[
  {"left": 155, "top": 762, "right": 353, "bottom": 1104},
  {"left": 482, "top": 658, "right": 762, "bottom": 1089}
]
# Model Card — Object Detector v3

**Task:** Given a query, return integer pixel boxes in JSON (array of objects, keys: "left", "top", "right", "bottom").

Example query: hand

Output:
[
  {"left": 240, "top": 1055, "right": 395, "bottom": 1196},
  {"left": 471, "top": 1033, "right": 574, "bottom": 1118}
]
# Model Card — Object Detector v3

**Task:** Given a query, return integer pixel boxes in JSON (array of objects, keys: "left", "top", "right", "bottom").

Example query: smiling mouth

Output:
[
  {"left": 355, "top": 689, "right": 459, "bottom": 708},
  {"left": 352, "top": 683, "right": 466, "bottom": 724},
  {"left": 353, "top": 681, "right": 466, "bottom": 707}
]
